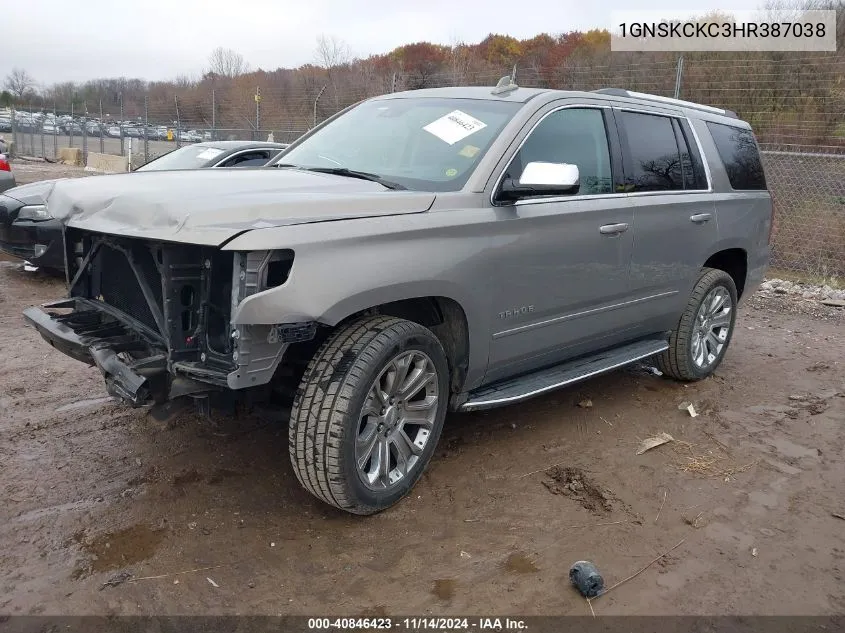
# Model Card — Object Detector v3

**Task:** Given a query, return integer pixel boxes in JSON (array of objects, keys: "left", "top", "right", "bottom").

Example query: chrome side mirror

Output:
[{"left": 500, "top": 161, "right": 580, "bottom": 201}]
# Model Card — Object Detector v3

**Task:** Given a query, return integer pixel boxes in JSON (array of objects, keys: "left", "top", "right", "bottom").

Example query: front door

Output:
[{"left": 484, "top": 105, "right": 637, "bottom": 384}]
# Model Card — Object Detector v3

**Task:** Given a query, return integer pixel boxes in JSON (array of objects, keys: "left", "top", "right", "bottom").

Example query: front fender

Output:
[{"left": 226, "top": 213, "right": 496, "bottom": 391}]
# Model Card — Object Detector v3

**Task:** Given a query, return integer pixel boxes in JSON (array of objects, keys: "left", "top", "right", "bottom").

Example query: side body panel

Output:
[{"left": 694, "top": 117, "right": 772, "bottom": 301}]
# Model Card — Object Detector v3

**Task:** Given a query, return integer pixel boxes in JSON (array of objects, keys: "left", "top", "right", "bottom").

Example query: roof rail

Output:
[{"left": 592, "top": 88, "right": 738, "bottom": 119}]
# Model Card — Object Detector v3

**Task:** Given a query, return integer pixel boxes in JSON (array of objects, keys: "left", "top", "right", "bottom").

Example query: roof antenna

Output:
[{"left": 492, "top": 68, "right": 518, "bottom": 96}]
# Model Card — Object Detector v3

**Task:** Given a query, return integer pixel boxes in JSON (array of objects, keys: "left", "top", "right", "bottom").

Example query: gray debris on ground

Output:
[
  {"left": 99, "top": 570, "right": 133, "bottom": 590},
  {"left": 759, "top": 279, "right": 845, "bottom": 303}
]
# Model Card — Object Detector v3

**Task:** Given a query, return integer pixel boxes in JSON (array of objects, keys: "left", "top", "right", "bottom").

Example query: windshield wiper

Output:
[{"left": 274, "top": 164, "right": 406, "bottom": 190}]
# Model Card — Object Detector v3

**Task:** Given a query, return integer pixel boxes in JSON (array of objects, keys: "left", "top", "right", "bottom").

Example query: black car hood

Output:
[{"left": 49, "top": 169, "right": 435, "bottom": 246}]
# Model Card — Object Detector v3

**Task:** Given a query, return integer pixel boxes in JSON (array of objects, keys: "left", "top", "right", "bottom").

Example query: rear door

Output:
[{"left": 615, "top": 107, "right": 718, "bottom": 335}]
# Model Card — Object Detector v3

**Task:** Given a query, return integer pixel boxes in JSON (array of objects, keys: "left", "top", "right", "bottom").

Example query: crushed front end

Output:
[{"left": 23, "top": 228, "right": 306, "bottom": 406}]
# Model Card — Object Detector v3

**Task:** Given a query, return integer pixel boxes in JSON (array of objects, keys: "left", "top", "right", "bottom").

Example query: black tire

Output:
[
  {"left": 657, "top": 267, "right": 738, "bottom": 382},
  {"left": 289, "top": 315, "right": 449, "bottom": 515}
]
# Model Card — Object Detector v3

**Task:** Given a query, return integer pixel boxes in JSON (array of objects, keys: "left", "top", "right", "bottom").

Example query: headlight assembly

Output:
[{"left": 16, "top": 204, "right": 52, "bottom": 221}]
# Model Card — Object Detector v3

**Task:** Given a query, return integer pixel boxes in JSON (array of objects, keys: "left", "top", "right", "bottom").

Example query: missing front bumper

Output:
[{"left": 23, "top": 299, "right": 218, "bottom": 406}]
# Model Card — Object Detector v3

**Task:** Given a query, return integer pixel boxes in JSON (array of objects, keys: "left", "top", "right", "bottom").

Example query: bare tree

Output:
[
  {"left": 4, "top": 68, "right": 36, "bottom": 99},
  {"left": 315, "top": 35, "right": 351, "bottom": 110},
  {"left": 207, "top": 47, "right": 250, "bottom": 79},
  {"left": 314, "top": 35, "right": 351, "bottom": 70}
]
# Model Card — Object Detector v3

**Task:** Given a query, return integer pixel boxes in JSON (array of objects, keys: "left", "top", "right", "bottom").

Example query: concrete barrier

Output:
[
  {"left": 85, "top": 152, "right": 128, "bottom": 174},
  {"left": 58, "top": 147, "right": 83, "bottom": 166}
]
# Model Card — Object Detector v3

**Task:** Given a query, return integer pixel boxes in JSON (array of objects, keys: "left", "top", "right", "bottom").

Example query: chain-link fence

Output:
[
  {"left": 2, "top": 53, "right": 843, "bottom": 276},
  {"left": 762, "top": 147, "right": 845, "bottom": 277}
]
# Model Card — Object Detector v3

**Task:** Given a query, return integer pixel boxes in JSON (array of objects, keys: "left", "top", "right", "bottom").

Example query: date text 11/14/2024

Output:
[{"left": 307, "top": 617, "right": 528, "bottom": 631}]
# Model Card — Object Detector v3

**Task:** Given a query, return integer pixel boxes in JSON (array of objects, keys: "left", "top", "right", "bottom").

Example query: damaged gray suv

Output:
[{"left": 24, "top": 81, "right": 772, "bottom": 514}]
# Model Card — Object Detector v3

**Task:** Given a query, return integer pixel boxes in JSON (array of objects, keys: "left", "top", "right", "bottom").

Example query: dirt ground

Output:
[{"left": 1, "top": 163, "right": 844, "bottom": 617}]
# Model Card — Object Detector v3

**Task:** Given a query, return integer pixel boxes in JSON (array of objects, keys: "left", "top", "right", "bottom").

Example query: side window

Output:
[
  {"left": 223, "top": 151, "right": 270, "bottom": 167},
  {"left": 620, "top": 111, "right": 683, "bottom": 192},
  {"left": 706, "top": 122, "right": 766, "bottom": 190},
  {"left": 676, "top": 119, "right": 709, "bottom": 190},
  {"left": 504, "top": 108, "right": 613, "bottom": 195}
]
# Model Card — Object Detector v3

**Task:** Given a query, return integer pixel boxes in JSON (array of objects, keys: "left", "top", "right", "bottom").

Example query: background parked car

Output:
[
  {"left": 0, "top": 153, "right": 15, "bottom": 193},
  {"left": 0, "top": 141, "right": 289, "bottom": 272},
  {"left": 136, "top": 140, "right": 289, "bottom": 171}
]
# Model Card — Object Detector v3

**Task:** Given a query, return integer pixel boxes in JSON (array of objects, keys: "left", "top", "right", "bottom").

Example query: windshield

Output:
[
  {"left": 136, "top": 145, "right": 225, "bottom": 171},
  {"left": 278, "top": 97, "right": 521, "bottom": 192}
]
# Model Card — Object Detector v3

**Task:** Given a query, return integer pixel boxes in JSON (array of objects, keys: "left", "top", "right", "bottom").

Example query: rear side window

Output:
[
  {"left": 673, "top": 119, "right": 708, "bottom": 190},
  {"left": 706, "top": 122, "right": 767, "bottom": 190},
  {"left": 620, "top": 112, "right": 708, "bottom": 192},
  {"left": 620, "top": 112, "right": 684, "bottom": 192}
]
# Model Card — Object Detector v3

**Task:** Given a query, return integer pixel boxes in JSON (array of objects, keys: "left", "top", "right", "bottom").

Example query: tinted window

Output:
[
  {"left": 505, "top": 108, "right": 612, "bottom": 195},
  {"left": 223, "top": 151, "right": 271, "bottom": 167},
  {"left": 621, "top": 112, "right": 683, "bottom": 192},
  {"left": 706, "top": 122, "right": 766, "bottom": 190},
  {"left": 677, "top": 119, "right": 708, "bottom": 189}
]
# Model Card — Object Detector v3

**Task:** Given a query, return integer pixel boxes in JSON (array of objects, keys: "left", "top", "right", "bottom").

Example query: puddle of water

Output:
[
  {"left": 55, "top": 397, "right": 115, "bottom": 413},
  {"left": 81, "top": 524, "right": 166, "bottom": 573},
  {"left": 432, "top": 578, "right": 456, "bottom": 601},
  {"left": 502, "top": 552, "right": 539, "bottom": 574}
]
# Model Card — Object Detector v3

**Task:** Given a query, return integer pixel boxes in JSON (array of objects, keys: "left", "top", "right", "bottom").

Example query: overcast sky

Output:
[{"left": 6, "top": 0, "right": 762, "bottom": 86}]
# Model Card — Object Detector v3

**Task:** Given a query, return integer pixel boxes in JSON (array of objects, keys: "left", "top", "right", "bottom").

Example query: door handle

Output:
[
  {"left": 690, "top": 213, "right": 712, "bottom": 224},
  {"left": 599, "top": 223, "right": 629, "bottom": 235}
]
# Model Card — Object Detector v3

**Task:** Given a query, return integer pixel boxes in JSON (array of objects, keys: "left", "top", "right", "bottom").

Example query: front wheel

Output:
[
  {"left": 657, "top": 267, "right": 738, "bottom": 381},
  {"left": 289, "top": 316, "right": 449, "bottom": 514}
]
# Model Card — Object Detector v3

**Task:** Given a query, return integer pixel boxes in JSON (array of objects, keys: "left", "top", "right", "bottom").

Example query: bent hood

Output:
[
  {"left": 49, "top": 168, "right": 436, "bottom": 246},
  {"left": 3, "top": 178, "right": 66, "bottom": 206}
]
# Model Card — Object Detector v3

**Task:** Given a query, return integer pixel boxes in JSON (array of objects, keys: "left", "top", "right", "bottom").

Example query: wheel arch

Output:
[
  {"left": 703, "top": 247, "right": 748, "bottom": 298},
  {"left": 329, "top": 293, "right": 472, "bottom": 396}
]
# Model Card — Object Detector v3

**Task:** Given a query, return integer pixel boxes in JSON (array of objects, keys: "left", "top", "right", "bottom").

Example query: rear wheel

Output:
[
  {"left": 289, "top": 316, "right": 449, "bottom": 514},
  {"left": 657, "top": 267, "right": 738, "bottom": 381}
]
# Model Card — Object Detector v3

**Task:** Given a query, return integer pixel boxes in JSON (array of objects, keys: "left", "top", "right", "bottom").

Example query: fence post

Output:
[
  {"left": 144, "top": 95, "right": 149, "bottom": 164},
  {"left": 10, "top": 104, "right": 17, "bottom": 158},
  {"left": 119, "top": 94, "right": 125, "bottom": 156},
  {"left": 674, "top": 55, "right": 685, "bottom": 99},
  {"left": 53, "top": 104, "right": 58, "bottom": 159},
  {"left": 175, "top": 96, "right": 182, "bottom": 148},
  {"left": 69, "top": 103, "right": 75, "bottom": 148},
  {"left": 314, "top": 85, "right": 327, "bottom": 128},
  {"left": 99, "top": 100, "right": 105, "bottom": 154},
  {"left": 255, "top": 87, "right": 261, "bottom": 141},
  {"left": 29, "top": 102, "right": 35, "bottom": 156},
  {"left": 211, "top": 89, "right": 216, "bottom": 141},
  {"left": 81, "top": 112, "right": 89, "bottom": 166},
  {"left": 40, "top": 119, "right": 45, "bottom": 159}
]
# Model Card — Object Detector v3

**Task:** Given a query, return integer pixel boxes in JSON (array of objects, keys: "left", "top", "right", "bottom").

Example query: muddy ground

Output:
[{"left": 1, "top": 163, "right": 844, "bottom": 617}]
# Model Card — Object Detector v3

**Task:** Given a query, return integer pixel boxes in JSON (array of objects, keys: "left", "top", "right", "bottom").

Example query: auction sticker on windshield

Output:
[{"left": 424, "top": 110, "right": 487, "bottom": 145}]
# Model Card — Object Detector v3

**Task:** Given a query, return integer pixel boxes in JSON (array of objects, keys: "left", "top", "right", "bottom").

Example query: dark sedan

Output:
[
  {"left": 136, "top": 141, "right": 289, "bottom": 171},
  {"left": 0, "top": 141, "right": 290, "bottom": 272}
]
